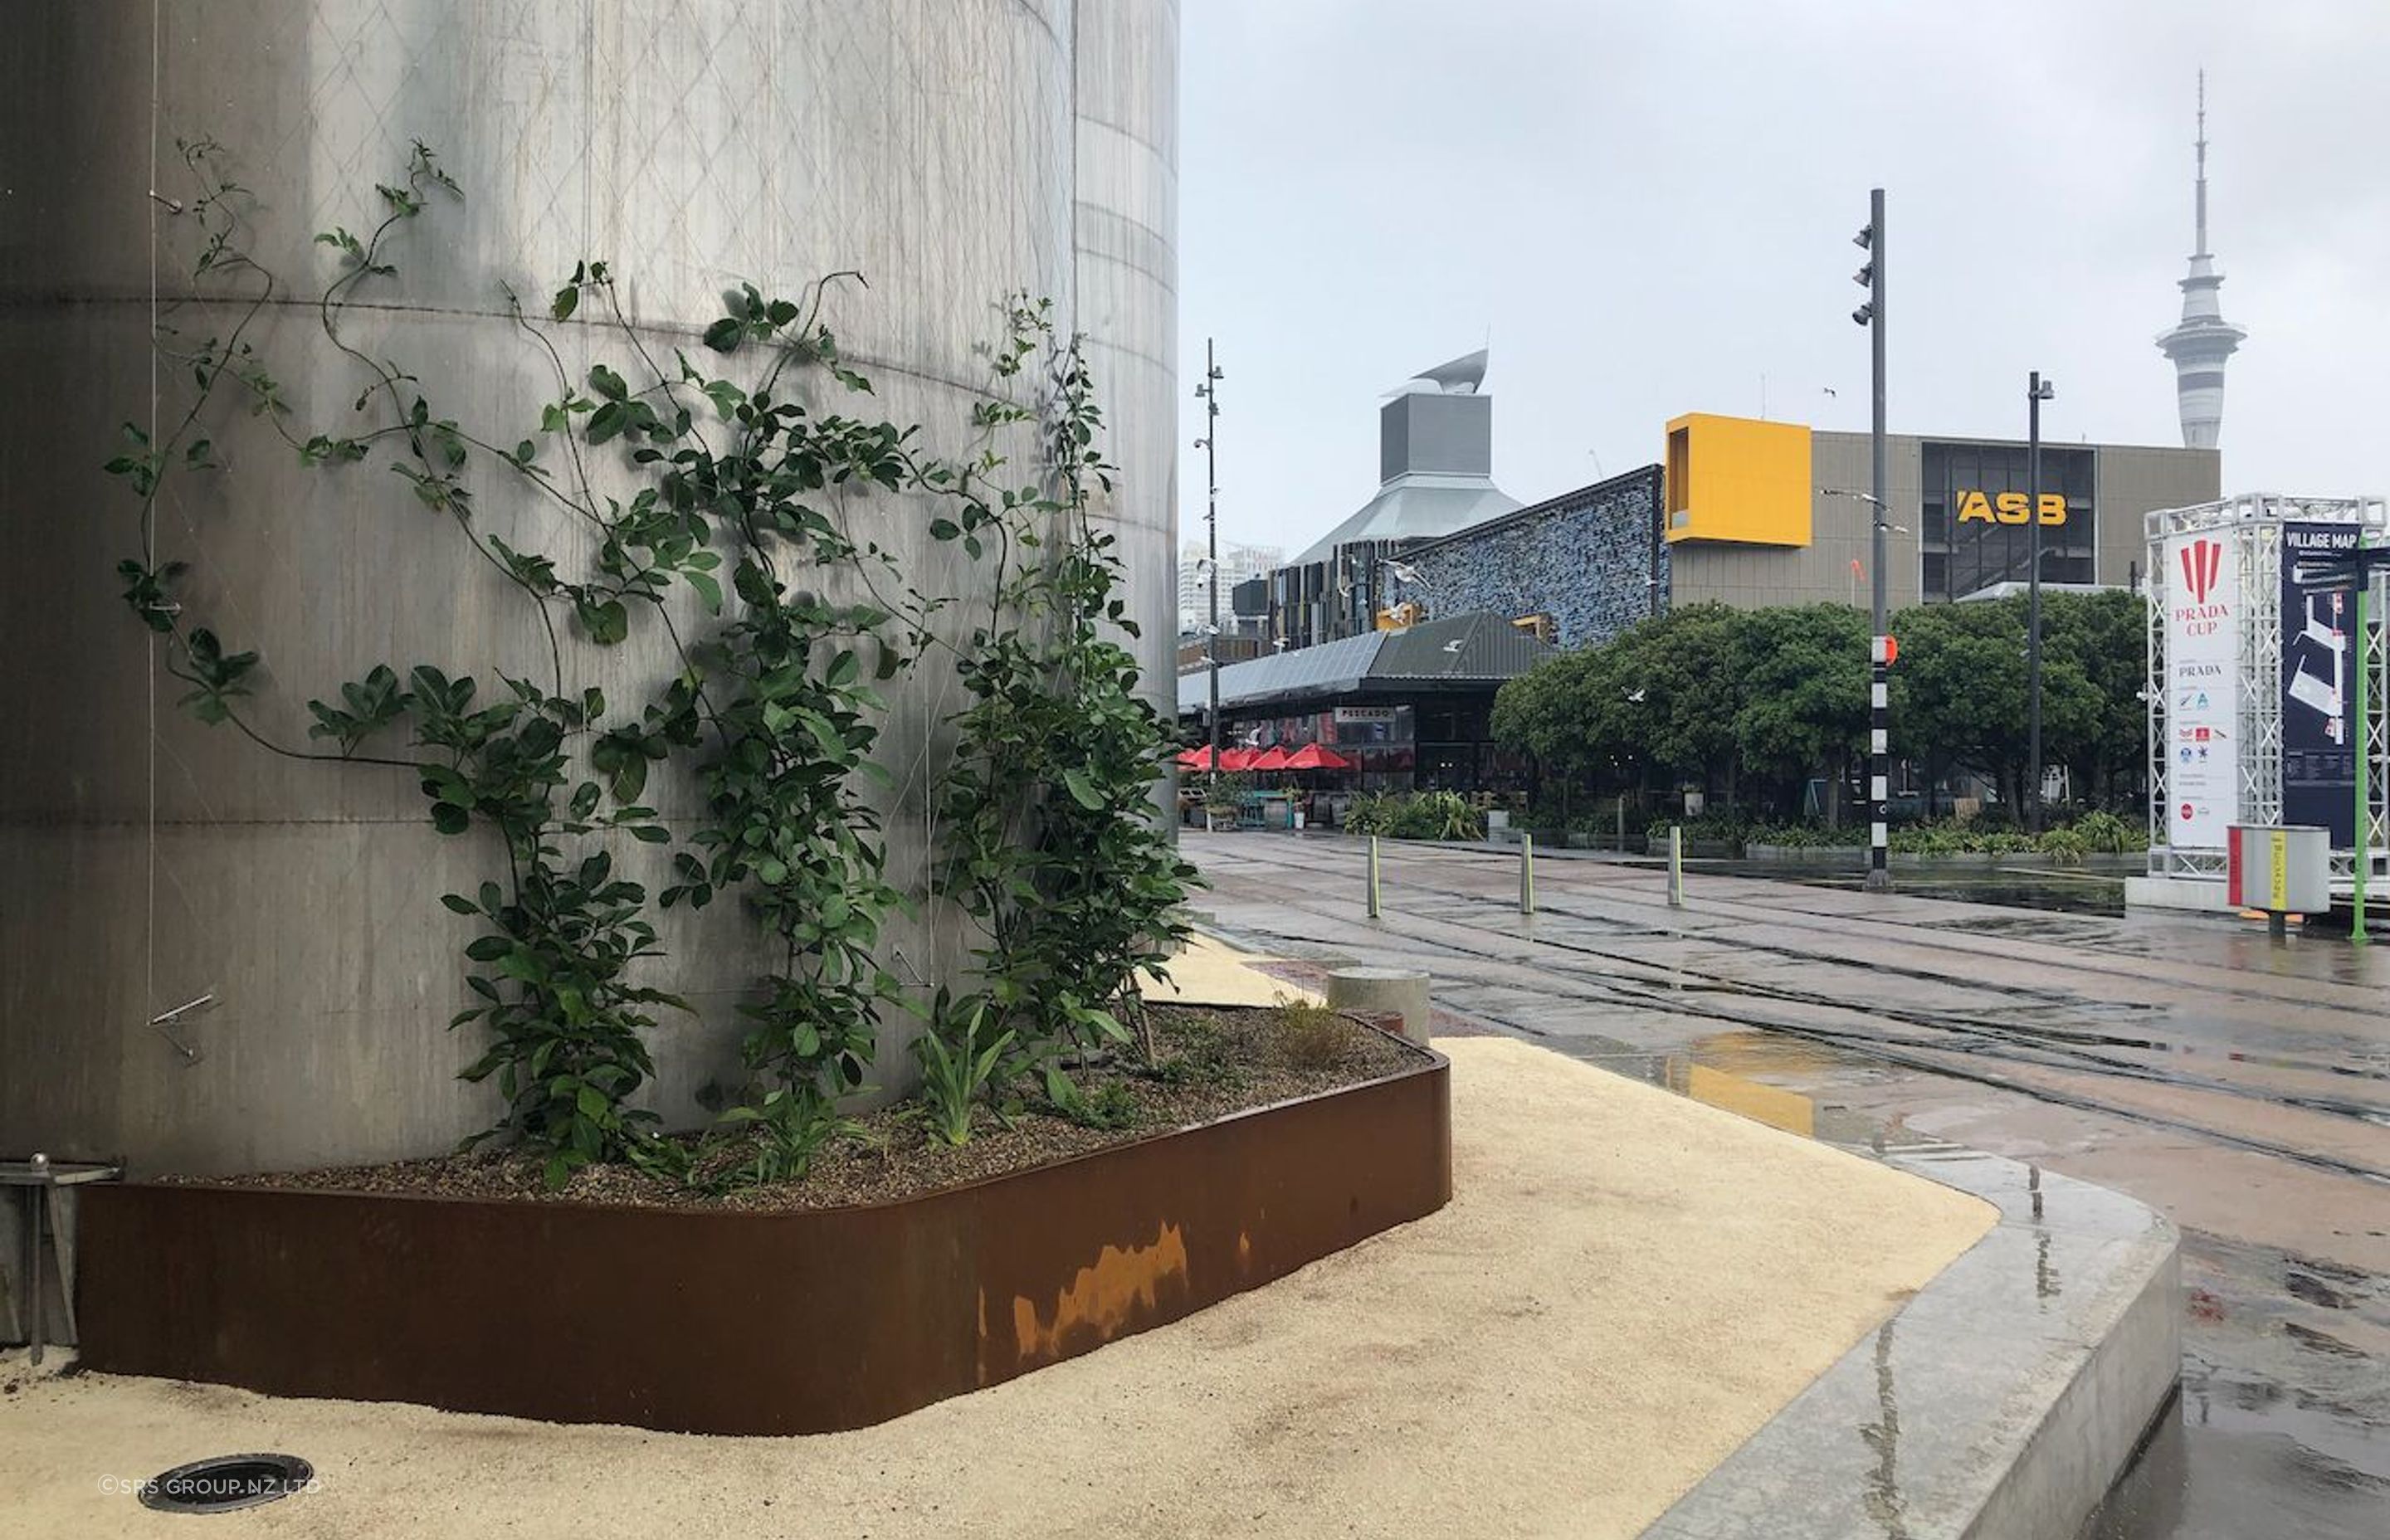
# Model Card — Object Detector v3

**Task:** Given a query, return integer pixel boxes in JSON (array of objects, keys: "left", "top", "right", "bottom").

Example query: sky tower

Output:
[{"left": 2156, "top": 71, "right": 2247, "bottom": 451}]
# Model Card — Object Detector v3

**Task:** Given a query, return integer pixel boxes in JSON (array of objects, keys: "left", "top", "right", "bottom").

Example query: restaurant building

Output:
[{"left": 1177, "top": 612, "right": 1551, "bottom": 792}]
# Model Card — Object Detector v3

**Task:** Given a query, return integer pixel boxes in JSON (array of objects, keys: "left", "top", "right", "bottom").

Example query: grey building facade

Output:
[{"left": 1669, "top": 428, "right": 2221, "bottom": 612}]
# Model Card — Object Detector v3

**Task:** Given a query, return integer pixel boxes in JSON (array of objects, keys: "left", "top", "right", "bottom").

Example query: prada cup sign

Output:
[{"left": 2165, "top": 532, "right": 2239, "bottom": 846}]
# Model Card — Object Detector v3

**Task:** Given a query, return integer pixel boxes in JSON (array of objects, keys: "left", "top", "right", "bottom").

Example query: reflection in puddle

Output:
[
  {"left": 1665, "top": 1060, "right": 1815, "bottom": 1137},
  {"left": 1861, "top": 1318, "right": 1910, "bottom": 1539}
]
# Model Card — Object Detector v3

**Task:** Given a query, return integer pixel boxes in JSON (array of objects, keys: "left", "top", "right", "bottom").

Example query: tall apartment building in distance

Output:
[{"left": 1179, "top": 539, "right": 1284, "bottom": 636}]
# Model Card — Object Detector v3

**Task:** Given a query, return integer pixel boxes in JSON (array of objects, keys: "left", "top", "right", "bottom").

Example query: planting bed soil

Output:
[{"left": 169, "top": 1003, "right": 1416, "bottom": 1210}]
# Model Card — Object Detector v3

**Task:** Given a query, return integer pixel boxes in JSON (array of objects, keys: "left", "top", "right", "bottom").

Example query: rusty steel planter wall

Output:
[{"left": 76, "top": 1045, "right": 1450, "bottom": 1435}]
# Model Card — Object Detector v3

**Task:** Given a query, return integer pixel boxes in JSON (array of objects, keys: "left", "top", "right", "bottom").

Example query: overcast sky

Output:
[{"left": 1174, "top": 0, "right": 2390, "bottom": 555}]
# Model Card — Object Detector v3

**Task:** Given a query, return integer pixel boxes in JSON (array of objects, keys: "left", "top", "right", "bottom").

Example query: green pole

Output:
[{"left": 2357, "top": 539, "right": 2372, "bottom": 944}]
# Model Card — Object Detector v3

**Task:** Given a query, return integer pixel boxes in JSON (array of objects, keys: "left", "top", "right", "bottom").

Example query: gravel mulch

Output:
[{"left": 168, "top": 1003, "right": 1424, "bottom": 1212}]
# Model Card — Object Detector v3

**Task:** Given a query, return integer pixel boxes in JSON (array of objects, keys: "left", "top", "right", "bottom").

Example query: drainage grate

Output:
[{"left": 137, "top": 1454, "right": 314, "bottom": 1514}]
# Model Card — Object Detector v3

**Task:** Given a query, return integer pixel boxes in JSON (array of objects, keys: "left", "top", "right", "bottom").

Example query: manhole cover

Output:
[{"left": 137, "top": 1454, "right": 314, "bottom": 1514}]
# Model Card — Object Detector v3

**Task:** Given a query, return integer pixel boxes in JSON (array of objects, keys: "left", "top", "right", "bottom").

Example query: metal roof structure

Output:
[
  {"left": 1290, "top": 476, "right": 1523, "bottom": 566},
  {"left": 1178, "top": 612, "right": 1554, "bottom": 718}
]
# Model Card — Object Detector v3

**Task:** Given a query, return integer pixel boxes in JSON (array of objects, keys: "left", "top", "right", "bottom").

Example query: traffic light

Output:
[{"left": 1852, "top": 218, "right": 1877, "bottom": 327}]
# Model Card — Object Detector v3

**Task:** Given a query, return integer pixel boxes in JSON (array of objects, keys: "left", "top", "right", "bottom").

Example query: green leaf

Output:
[
  {"left": 702, "top": 317, "right": 743, "bottom": 353},
  {"left": 550, "top": 285, "right": 578, "bottom": 322},
  {"left": 1062, "top": 768, "right": 1104, "bottom": 810},
  {"left": 430, "top": 802, "right": 471, "bottom": 835},
  {"left": 684, "top": 569, "right": 722, "bottom": 614},
  {"left": 799, "top": 711, "right": 848, "bottom": 762},
  {"left": 439, "top": 894, "right": 480, "bottom": 915},
  {"left": 588, "top": 363, "right": 627, "bottom": 401},
  {"left": 578, "top": 598, "right": 630, "bottom": 646}
]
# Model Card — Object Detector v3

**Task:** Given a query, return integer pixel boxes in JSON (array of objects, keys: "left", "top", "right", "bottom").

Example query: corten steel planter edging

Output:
[{"left": 76, "top": 1034, "right": 1451, "bottom": 1435}]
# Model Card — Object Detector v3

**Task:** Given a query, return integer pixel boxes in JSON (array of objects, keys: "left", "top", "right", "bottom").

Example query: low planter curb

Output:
[
  {"left": 76, "top": 1037, "right": 1451, "bottom": 1435},
  {"left": 1646, "top": 1147, "right": 2179, "bottom": 1539}
]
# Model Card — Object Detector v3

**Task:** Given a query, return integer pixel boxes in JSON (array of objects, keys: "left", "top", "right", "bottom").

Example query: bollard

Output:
[
  {"left": 1519, "top": 831, "right": 1536, "bottom": 914},
  {"left": 1667, "top": 825, "right": 1685, "bottom": 908},
  {"left": 1327, "top": 967, "right": 1432, "bottom": 1043},
  {"left": 1367, "top": 835, "right": 1383, "bottom": 919}
]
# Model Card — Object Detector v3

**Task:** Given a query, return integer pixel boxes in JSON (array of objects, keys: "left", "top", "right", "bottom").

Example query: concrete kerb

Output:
[{"left": 1645, "top": 1146, "right": 2179, "bottom": 1540}]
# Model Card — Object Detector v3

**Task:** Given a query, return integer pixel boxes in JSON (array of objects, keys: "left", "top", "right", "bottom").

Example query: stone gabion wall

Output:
[{"left": 1404, "top": 467, "right": 1667, "bottom": 649}]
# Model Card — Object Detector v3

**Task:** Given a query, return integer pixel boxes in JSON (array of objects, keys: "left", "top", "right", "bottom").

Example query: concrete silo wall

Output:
[{"left": 0, "top": 0, "right": 1176, "bottom": 1174}]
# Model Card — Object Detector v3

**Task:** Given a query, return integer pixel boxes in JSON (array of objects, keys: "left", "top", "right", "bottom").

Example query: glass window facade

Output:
[{"left": 1919, "top": 441, "right": 2096, "bottom": 602}]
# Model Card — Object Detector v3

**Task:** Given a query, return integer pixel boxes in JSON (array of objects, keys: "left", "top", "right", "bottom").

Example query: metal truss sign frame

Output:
[{"left": 2145, "top": 494, "right": 2390, "bottom": 892}]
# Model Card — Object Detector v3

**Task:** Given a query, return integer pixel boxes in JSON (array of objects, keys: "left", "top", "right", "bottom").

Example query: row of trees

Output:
[{"left": 1490, "top": 594, "right": 2147, "bottom": 823}]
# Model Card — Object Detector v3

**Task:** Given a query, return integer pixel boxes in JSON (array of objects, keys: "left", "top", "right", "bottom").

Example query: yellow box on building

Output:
[{"left": 1663, "top": 413, "right": 1813, "bottom": 548}]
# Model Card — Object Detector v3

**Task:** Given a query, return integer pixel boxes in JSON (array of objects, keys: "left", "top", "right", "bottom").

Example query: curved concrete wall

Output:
[
  {"left": 0, "top": 0, "right": 1175, "bottom": 1174},
  {"left": 1073, "top": 0, "right": 1182, "bottom": 710}
]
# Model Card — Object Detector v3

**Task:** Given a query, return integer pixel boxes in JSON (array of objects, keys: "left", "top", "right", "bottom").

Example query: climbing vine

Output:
[
  {"left": 922, "top": 299, "right": 1197, "bottom": 1131},
  {"left": 107, "top": 139, "right": 1190, "bottom": 1180}
]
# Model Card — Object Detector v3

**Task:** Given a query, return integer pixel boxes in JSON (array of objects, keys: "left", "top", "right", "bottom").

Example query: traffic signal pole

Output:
[{"left": 1861, "top": 189, "right": 1890, "bottom": 893}]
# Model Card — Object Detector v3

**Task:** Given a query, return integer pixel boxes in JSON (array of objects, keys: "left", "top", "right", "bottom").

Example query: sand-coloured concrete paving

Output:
[{"left": 1, "top": 1033, "right": 1992, "bottom": 1538}]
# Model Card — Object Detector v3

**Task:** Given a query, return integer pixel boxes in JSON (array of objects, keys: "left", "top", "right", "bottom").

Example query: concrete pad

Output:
[
  {"left": 0, "top": 1040, "right": 1993, "bottom": 1538},
  {"left": 2124, "top": 873, "right": 2234, "bottom": 913},
  {"left": 1139, "top": 931, "right": 1324, "bottom": 1006}
]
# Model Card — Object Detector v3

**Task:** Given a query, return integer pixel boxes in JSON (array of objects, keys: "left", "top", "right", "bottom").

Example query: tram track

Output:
[
  {"left": 1202, "top": 839, "right": 2388, "bottom": 1073},
  {"left": 1219, "top": 835, "right": 2390, "bottom": 1021},
  {"left": 1190, "top": 839, "right": 2390, "bottom": 1186}
]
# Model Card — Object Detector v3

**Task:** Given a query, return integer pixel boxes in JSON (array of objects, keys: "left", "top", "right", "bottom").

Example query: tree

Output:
[
  {"left": 1733, "top": 605, "right": 1868, "bottom": 825},
  {"left": 1493, "top": 604, "right": 1750, "bottom": 803},
  {"left": 2041, "top": 591, "right": 2149, "bottom": 809},
  {"left": 1893, "top": 596, "right": 2106, "bottom": 814},
  {"left": 1624, "top": 604, "right": 1747, "bottom": 792}
]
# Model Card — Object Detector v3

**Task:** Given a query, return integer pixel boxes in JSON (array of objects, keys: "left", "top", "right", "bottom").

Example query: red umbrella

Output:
[
  {"left": 1249, "top": 745, "right": 1292, "bottom": 772},
  {"left": 1283, "top": 743, "right": 1353, "bottom": 771},
  {"left": 1174, "top": 746, "right": 1213, "bottom": 769},
  {"left": 1218, "top": 747, "right": 1258, "bottom": 771}
]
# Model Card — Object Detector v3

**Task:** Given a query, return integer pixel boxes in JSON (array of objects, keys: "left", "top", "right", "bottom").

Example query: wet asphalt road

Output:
[{"left": 1183, "top": 831, "right": 2390, "bottom": 1540}]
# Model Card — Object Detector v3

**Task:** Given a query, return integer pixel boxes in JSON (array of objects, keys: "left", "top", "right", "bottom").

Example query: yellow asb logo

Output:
[{"left": 1957, "top": 490, "right": 2067, "bottom": 526}]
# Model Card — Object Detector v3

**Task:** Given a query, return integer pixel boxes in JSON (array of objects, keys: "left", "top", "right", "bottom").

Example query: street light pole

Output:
[
  {"left": 2026, "top": 372, "right": 2055, "bottom": 833},
  {"left": 1855, "top": 188, "right": 1891, "bottom": 892},
  {"left": 1196, "top": 339, "right": 1223, "bottom": 775}
]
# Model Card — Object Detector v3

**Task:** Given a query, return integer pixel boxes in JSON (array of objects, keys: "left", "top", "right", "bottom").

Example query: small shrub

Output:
[
  {"left": 1748, "top": 821, "right": 1863, "bottom": 850},
  {"left": 1051, "top": 1077, "right": 1142, "bottom": 1131},
  {"left": 2071, "top": 810, "right": 2140, "bottom": 855},
  {"left": 1350, "top": 790, "right": 1484, "bottom": 841},
  {"left": 2037, "top": 826, "right": 2090, "bottom": 865},
  {"left": 1145, "top": 1011, "right": 1237, "bottom": 1085},
  {"left": 1276, "top": 996, "right": 1359, "bottom": 1070},
  {"left": 913, "top": 990, "right": 1013, "bottom": 1148},
  {"left": 1343, "top": 791, "right": 1397, "bottom": 836}
]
